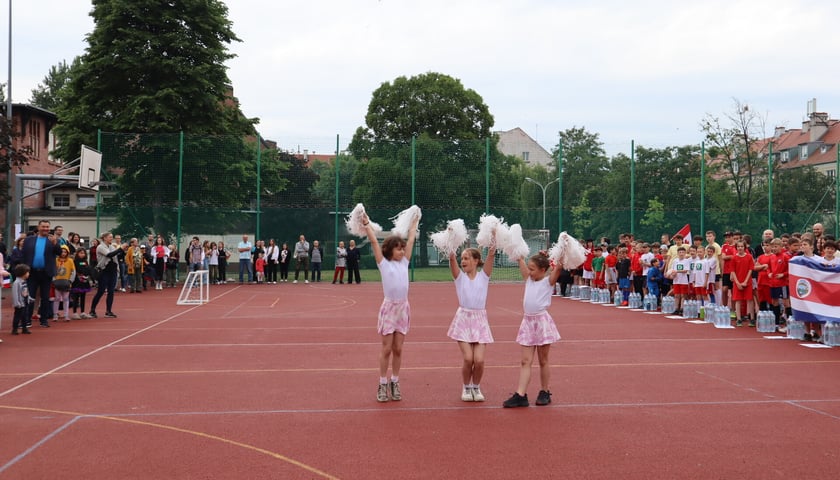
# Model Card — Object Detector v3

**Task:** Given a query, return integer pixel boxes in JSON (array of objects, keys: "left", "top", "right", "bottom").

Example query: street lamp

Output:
[{"left": 525, "top": 177, "right": 560, "bottom": 230}]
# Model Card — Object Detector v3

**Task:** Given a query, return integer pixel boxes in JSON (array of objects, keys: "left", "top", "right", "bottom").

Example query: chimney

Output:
[
  {"left": 774, "top": 126, "right": 786, "bottom": 138},
  {"left": 809, "top": 112, "right": 830, "bottom": 142}
]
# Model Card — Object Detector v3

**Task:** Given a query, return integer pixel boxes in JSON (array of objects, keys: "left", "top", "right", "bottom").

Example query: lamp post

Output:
[{"left": 525, "top": 177, "right": 560, "bottom": 230}]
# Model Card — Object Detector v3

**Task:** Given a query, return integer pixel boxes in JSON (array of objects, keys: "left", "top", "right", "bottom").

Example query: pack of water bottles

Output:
[
  {"left": 661, "top": 296, "right": 675, "bottom": 314},
  {"left": 579, "top": 285, "right": 591, "bottom": 301},
  {"left": 599, "top": 288, "right": 611, "bottom": 304},
  {"left": 614, "top": 290, "right": 623, "bottom": 306},
  {"left": 643, "top": 294, "right": 659, "bottom": 311},
  {"left": 824, "top": 322, "right": 840, "bottom": 346},
  {"left": 627, "top": 292, "right": 642, "bottom": 309},
  {"left": 785, "top": 318, "right": 806, "bottom": 340},
  {"left": 755, "top": 310, "right": 776, "bottom": 333},
  {"left": 570, "top": 284, "right": 580, "bottom": 299},
  {"left": 713, "top": 305, "right": 733, "bottom": 328},
  {"left": 681, "top": 300, "right": 701, "bottom": 319}
]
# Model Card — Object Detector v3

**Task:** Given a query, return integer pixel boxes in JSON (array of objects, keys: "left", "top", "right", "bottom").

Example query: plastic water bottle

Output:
[
  {"left": 825, "top": 322, "right": 839, "bottom": 346},
  {"left": 756, "top": 310, "right": 774, "bottom": 333},
  {"left": 650, "top": 295, "right": 658, "bottom": 311},
  {"left": 614, "top": 290, "right": 622, "bottom": 306},
  {"left": 786, "top": 318, "right": 805, "bottom": 340},
  {"left": 601, "top": 289, "right": 609, "bottom": 304}
]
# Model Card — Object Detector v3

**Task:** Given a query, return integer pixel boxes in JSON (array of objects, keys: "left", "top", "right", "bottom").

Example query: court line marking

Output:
[
  {"left": 0, "top": 405, "right": 339, "bottom": 479},
  {"left": 2, "top": 359, "right": 839, "bottom": 378},
  {"left": 0, "top": 287, "right": 243, "bottom": 399},
  {"left": 0, "top": 416, "right": 81, "bottom": 474}
]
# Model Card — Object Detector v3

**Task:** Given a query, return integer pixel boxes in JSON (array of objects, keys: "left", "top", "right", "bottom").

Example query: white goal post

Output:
[{"left": 177, "top": 270, "right": 210, "bottom": 305}]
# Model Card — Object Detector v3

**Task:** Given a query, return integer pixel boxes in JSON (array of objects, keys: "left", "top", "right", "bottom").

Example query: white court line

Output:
[
  {"left": 0, "top": 288, "right": 240, "bottom": 399},
  {"left": 0, "top": 416, "right": 82, "bottom": 473},
  {"left": 86, "top": 397, "right": 840, "bottom": 419}
]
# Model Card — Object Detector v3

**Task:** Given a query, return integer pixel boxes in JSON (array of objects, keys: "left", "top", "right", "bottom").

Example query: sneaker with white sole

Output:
[
  {"left": 389, "top": 381, "right": 401, "bottom": 401},
  {"left": 461, "top": 386, "right": 474, "bottom": 402},
  {"left": 472, "top": 386, "right": 485, "bottom": 402},
  {"left": 377, "top": 384, "right": 389, "bottom": 402}
]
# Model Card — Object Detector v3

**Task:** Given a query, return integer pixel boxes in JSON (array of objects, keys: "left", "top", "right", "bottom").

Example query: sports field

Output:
[{"left": 1, "top": 281, "right": 838, "bottom": 479}]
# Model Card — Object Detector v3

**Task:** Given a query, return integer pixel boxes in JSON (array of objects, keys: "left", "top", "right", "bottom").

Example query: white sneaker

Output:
[
  {"left": 472, "top": 386, "right": 485, "bottom": 402},
  {"left": 305, "top": 280, "right": 309, "bottom": 284},
  {"left": 293, "top": 280, "right": 298, "bottom": 284},
  {"left": 461, "top": 386, "right": 474, "bottom": 402}
]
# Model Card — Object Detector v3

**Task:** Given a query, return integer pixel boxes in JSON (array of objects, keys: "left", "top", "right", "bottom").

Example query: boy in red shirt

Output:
[
  {"left": 754, "top": 240, "right": 773, "bottom": 321},
  {"left": 730, "top": 241, "right": 755, "bottom": 327},
  {"left": 768, "top": 238, "right": 789, "bottom": 328}
]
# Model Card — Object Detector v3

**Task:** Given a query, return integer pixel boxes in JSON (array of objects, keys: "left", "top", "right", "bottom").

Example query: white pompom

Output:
[
  {"left": 548, "top": 234, "right": 565, "bottom": 265},
  {"left": 391, "top": 205, "right": 423, "bottom": 238},
  {"left": 560, "top": 232, "right": 588, "bottom": 269},
  {"left": 503, "top": 224, "right": 530, "bottom": 260},
  {"left": 430, "top": 219, "right": 468, "bottom": 256},
  {"left": 476, "top": 214, "right": 504, "bottom": 248},
  {"left": 345, "top": 203, "right": 382, "bottom": 237}
]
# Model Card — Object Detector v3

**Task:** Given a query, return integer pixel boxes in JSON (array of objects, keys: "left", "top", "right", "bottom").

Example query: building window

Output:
[
  {"left": 522, "top": 151, "right": 530, "bottom": 162},
  {"left": 828, "top": 169, "right": 836, "bottom": 179},
  {"left": 800, "top": 145, "right": 808, "bottom": 160},
  {"left": 77, "top": 195, "right": 97, "bottom": 209},
  {"left": 821, "top": 144, "right": 829, "bottom": 154},
  {"left": 780, "top": 151, "right": 789, "bottom": 163},
  {"left": 52, "top": 194, "right": 70, "bottom": 208}
]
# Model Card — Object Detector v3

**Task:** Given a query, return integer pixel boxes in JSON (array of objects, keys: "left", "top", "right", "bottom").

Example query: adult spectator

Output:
[
  {"left": 114, "top": 234, "right": 129, "bottom": 292},
  {"left": 310, "top": 239, "right": 324, "bottom": 282},
  {"left": 762, "top": 229, "right": 775, "bottom": 243},
  {"left": 293, "top": 234, "right": 310, "bottom": 284},
  {"left": 279, "top": 242, "right": 291, "bottom": 282},
  {"left": 813, "top": 222, "right": 826, "bottom": 255},
  {"left": 346, "top": 239, "right": 362, "bottom": 284},
  {"left": 89, "top": 232, "right": 121, "bottom": 318},
  {"left": 151, "top": 237, "right": 170, "bottom": 289},
  {"left": 216, "top": 241, "right": 229, "bottom": 284},
  {"left": 68, "top": 232, "right": 84, "bottom": 254},
  {"left": 23, "top": 220, "right": 62, "bottom": 327},
  {"left": 265, "top": 239, "right": 279, "bottom": 284},
  {"left": 237, "top": 235, "right": 253, "bottom": 283},
  {"left": 53, "top": 225, "right": 68, "bottom": 248},
  {"left": 0, "top": 231, "right": 8, "bottom": 258},
  {"left": 188, "top": 236, "right": 203, "bottom": 272}
]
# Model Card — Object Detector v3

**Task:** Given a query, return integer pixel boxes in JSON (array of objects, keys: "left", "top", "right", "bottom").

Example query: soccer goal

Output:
[{"left": 177, "top": 270, "right": 210, "bottom": 305}]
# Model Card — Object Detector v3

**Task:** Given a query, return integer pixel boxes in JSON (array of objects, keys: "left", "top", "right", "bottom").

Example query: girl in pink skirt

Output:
[
  {"left": 447, "top": 245, "right": 496, "bottom": 402},
  {"left": 364, "top": 212, "right": 420, "bottom": 403},
  {"left": 503, "top": 252, "right": 563, "bottom": 408}
]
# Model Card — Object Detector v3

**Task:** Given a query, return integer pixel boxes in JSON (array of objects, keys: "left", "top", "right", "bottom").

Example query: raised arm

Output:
[
  {"left": 549, "top": 261, "right": 563, "bottom": 286},
  {"left": 517, "top": 257, "right": 530, "bottom": 280},
  {"left": 483, "top": 245, "right": 496, "bottom": 277},
  {"left": 404, "top": 214, "right": 420, "bottom": 261},
  {"left": 363, "top": 213, "right": 383, "bottom": 264},
  {"left": 449, "top": 251, "right": 460, "bottom": 279}
]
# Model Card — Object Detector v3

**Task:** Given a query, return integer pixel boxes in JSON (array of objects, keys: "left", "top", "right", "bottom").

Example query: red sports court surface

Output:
[{"left": 1, "top": 281, "right": 839, "bottom": 479}]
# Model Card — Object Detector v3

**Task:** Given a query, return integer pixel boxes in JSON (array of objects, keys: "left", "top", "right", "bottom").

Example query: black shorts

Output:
[
  {"left": 722, "top": 275, "right": 732, "bottom": 288},
  {"left": 770, "top": 286, "right": 789, "bottom": 300}
]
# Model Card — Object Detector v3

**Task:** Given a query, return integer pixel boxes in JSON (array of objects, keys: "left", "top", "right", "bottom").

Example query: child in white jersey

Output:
[
  {"left": 364, "top": 212, "right": 420, "bottom": 403},
  {"left": 448, "top": 244, "right": 496, "bottom": 402},
  {"left": 503, "top": 252, "right": 563, "bottom": 408}
]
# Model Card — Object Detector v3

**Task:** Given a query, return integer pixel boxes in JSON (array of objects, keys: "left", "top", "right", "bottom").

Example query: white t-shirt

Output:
[
  {"left": 523, "top": 276, "right": 552, "bottom": 314},
  {"left": 378, "top": 257, "right": 409, "bottom": 301},
  {"left": 671, "top": 258, "right": 692, "bottom": 285},
  {"left": 454, "top": 270, "right": 490, "bottom": 310}
]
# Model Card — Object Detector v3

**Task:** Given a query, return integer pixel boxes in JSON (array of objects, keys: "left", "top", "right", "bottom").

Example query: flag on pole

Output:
[
  {"left": 789, "top": 256, "right": 840, "bottom": 323},
  {"left": 674, "top": 224, "right": 692, "bottom": 244},
  {"left": 2, "top": 277, "right": 9, "bottom": 288}
]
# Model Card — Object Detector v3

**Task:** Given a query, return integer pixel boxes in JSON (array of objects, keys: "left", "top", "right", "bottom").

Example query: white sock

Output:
[
  {"left": 379, "top": 377, "right": 388, "bottom": 385},
  {"left": 390, "top": 375, "right": 399, "bottom": 383}
]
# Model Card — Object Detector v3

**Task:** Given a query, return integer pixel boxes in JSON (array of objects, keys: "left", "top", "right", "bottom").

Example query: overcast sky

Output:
[{"left": 7, "top": 0, "right": 840, "bottom": 156}]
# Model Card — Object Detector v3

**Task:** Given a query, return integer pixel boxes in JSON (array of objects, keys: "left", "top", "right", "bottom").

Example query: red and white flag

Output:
[
  {"left": 789, "top": 256, "right": 840, "bottom": 323},
  {"left": 674, "top": 224, "right": 692, "bottom": 244}
]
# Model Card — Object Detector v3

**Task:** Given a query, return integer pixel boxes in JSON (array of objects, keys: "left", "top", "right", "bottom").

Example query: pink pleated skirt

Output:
[
  {"left": 515, "top": 311, "right": 561, "bottom": 346},
  {"left": 447, "top": 307, "right": 494, "bottom": 344},
  {"left": 378, "top": 298, "right": 411, "bottom": 335}
]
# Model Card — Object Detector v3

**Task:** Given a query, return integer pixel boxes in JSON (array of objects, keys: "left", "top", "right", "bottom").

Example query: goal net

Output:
[{"left": 177, "top": 270, "right": 210, "bottom": 305}]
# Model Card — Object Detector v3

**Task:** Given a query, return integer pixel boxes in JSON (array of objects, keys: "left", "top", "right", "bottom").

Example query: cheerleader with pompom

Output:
[
  {"left": 361, "top": 209, "right": 421, "bottom": 403},
  {"left": 502, "top": 251, "right": 563, "bottom": 409},
  {"left": 439, "top": 220, "right": 496, "bottom": 402}
]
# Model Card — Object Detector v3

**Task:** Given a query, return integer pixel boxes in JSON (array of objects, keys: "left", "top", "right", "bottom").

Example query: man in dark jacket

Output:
[{"left": 23, "top": 220, "right": 62, "bottom": 327}]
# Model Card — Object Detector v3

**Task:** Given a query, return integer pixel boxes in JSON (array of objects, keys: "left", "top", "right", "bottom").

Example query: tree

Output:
[
  {"left": 53, "top": 0, "right": 255, "bottom": 161},
  {"left": 349, "top": 72, "right": 494, "bottom": 156},
  {"left": 700, "top": 98, "right": 769, "bottom": 210},
  {"left": 554, "top": 127, "right": 609, "bottom": 214},
  {"left": 52, "top": 0, "right": 259, "bottom": 236},
  {"left": 0, "top": 116, "right": 34, "bottom": 203},
  {"left": 29, "top": 58, "right": 80, "bottom": 111}
]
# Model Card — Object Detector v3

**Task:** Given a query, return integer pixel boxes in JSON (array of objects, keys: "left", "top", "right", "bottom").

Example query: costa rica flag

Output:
[{"left": 788, "top": 256, "right": 840, "bottom": 324}]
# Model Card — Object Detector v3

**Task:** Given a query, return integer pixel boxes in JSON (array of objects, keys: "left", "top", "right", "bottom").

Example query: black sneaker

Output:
[
  {"left": 88, "top": 312, "right": 97, "bottom": 318},
  {"left": 803, "top": 333, "right": 813, "bottom": 341},
  {"left": 535, "top": 390, "right": 552, "bottom": 406},
  {"left": 105, "top": 312, "right": 118, "bottom": 318},
  {"left": 502, "top": 392, "right": 529, "bottom": 408}
]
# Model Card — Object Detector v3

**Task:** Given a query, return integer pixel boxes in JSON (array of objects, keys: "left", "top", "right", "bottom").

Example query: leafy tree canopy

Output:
[
  {"left": 29, "top": 58, "right": 80, "bottom": 112},
  {"left": 350, "top": 72, "right": 494, "bottom": 156},
  {"left": 53, "top": 0, "right": 255, "bottom": 161}
]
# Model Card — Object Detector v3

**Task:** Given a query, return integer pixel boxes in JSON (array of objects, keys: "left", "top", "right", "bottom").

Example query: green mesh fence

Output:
[{"left": 95, "top": 132, "right": 839, "bottom": 281}]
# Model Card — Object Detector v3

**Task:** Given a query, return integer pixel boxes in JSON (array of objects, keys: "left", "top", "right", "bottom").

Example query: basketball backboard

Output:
[{"left": 79, "top": 145, "right": 102, "bottom": 191}]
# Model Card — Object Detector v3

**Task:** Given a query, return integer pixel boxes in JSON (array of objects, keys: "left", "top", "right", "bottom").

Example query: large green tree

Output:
[
  {"left": 52, "top": 0, "right": 259, "bottom": 236},
  {"left": 29, "top": 58, "right": 80, "bottom": 111},
  {"left": 349, "top": 72, "right": 494, "bottom": 157}
]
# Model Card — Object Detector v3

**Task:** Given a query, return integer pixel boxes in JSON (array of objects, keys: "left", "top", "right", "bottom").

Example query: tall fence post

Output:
[
  {"left": 700, "top": 141, "right": 705, "bottom": 236},
  {"left": 256, "top": 134, "right": 262, "bottom": 241},
  {"left": 96, "top": 129, "right": 102, "bottom": 237},
  {"left": 557, "top": 139, "right": 564, "bottom": 232},
  {"left": 768, "top": 142, "right": 773, "bottom": 230},
  {"left": 334, "top": 134, "right": 340, "bottom": 253},
  {"left": 485, "top": 137, "right": 490, "bottom": 214},
  {"left": 176, "top": 131, "right": 184, "bottom": 281},
  {"left": 630, "top": 140, "right": 635, "bottom": 235},
  {"left": 410, "top": 136, "right": 416, "bottom": 281},
  {"left": 836, "top": 142, "right": 840, "bottom": 238}
]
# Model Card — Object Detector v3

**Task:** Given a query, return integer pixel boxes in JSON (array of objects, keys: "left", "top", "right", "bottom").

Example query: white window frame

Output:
[{"left": 52, "top": 193, "right": 70, "bottom": 209}]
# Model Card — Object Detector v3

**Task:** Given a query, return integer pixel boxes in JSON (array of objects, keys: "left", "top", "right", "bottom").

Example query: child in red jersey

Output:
[{"left": 730, "top": 241, "right": 755, "bottom": 327}]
